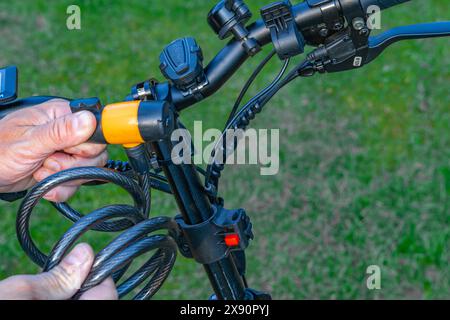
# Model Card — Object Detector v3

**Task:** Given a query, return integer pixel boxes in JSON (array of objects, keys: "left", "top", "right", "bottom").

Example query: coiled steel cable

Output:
[{"left": 16, "top": 166, "right": 179, "bottom": 299}]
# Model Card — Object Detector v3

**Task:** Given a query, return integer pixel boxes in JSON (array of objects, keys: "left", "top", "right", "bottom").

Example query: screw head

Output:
[
  {"left": 333, "top": 22, "right": 343, "bottom": 30},
  {"left": 352, "top": 17, "right": 366, "bottom": 31},
  {"left": 319, "top": 28, "right": 329, "bottom": 37},
  {"left": 359, "top": 28, "right": 370, "bottom": 36}
]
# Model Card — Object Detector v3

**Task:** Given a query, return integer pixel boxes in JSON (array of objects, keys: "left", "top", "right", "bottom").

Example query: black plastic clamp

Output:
[
  {"left": 209, "top": 288, "right": 272, "bottom": 300},
  {"left": 261, "top": 0, "right": 306, "bottom": 59},
  {"left": 175, "top": 206, "right": 254, "bottom": 265},
  {"left": 130, "top": 78, "right": 159, "bottom": 101}
]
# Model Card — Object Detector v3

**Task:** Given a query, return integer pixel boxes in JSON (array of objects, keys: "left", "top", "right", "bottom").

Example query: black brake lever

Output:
[
  {"left": 307, "top": 21, "right": 450, "bottom": 74},
  {"left": 367, "top": 21, "right": 450, "bottom": 64}
]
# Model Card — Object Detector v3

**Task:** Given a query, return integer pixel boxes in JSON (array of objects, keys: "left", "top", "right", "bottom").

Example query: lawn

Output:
[{"left": 0, "top": 0, "right": 448, "bottom": 299}]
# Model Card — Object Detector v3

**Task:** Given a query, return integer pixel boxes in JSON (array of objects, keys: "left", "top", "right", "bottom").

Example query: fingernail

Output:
[
  {"left": 64, "top": 243, "right": 91, "bottom": 267},
  {"left": 74, "top": 111, "right": 93, "bottom": 131},
  {"left": 46, "top": 159, "right": 60, "bottom": 171}
]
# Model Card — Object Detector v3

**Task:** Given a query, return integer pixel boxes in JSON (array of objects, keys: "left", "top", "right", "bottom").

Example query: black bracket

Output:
[
  {"left": 130, "top": 78, "right": 159, "bottom": 101},
  {"left": 261, "top": 0, "right": 305, "bottom": 60},
  {"left": 175, "top": 206, "right": 253, "bottom": 265},
  {"left": 208, "top": 0, "right": 261, "bottom": 56},
  {"left": 306, "top": 0, "right": 370, "bottom": 73},
  {"left": 209, "top": 288, "right": 272, "bottom": 300},
  {"left": 159, "top": 37, "right": 207, "bottom": 97}
]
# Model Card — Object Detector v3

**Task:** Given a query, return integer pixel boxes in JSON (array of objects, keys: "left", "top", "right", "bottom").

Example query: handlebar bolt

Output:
[
  {"left": 130, "top": 79, "right": 158, "bottom": 101},
  {"left": 352, "top": 17, "right": 366, "bottom": 31},
  {"left": 359, "top": 27, "right": 370, "bottom": 37},
  {"left": 332, "top": 21, "right": 343, "bottom": 30},
  {"left": 319, "top": 28, "right": 329, "bottom": 37}
]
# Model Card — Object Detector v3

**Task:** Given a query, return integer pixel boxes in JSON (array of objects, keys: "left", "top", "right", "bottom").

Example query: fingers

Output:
[
  {"left": 44, "top": 185, "right": 79, "bottom": 203},
  {"left": 63, "top": 143, "right": 107, "bottom": 158},
  {"left": 26, "top": 243, "right": 95, "bottom": 300},
  {"left": 34, "top": 99, "right": 72, "bottom": 120},
  {"left": 2, "top": 99, "right": 71, "bottom": 126},
  {"left": 32, "top": 151, "right": 107, "bottom": 202},
  {"left": 0, "top": 99, "right": 103, "bottom": 193},
  {"left": 32, "top": 110, "right": 97, "bottom": 155},
  {"left": 0, "top": 275, "right": 37, "bottom": 300},
  {"left": 79, "top": 277, "right": 118, "bottom": 300},
  {"left": 30, "top": 100, "right": 102, "bottom": 155},
  {"left": 0, "top": 244, "right": 119, "bottom": 300},
  {"left": 43, "top": 151, "right": 108, "bottom": 173}
]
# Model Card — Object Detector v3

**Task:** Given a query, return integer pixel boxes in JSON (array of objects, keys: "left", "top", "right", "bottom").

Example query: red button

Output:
[{"left": 225, "top": 234, "right": 240, "bottom": 247}]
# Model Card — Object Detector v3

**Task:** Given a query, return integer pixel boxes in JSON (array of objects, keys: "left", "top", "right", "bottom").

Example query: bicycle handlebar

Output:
[
  {"left": 161, "top": 0, "right": 413, "bottom": 110},
  {"left": 1, "top": 0, "right": 448, "bottom": 147}
]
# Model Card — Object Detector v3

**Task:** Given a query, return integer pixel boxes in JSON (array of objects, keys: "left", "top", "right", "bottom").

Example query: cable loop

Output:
[{"left": 16, "top": 166, "right": 178, "bottom": 300}]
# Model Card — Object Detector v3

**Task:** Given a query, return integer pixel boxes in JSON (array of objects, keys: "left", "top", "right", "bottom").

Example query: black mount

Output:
[
  {"left": 174, "top": 204, "right": 272, "bottom": 300},
  {"left": 130, "top": 78, "right": 159, "bottom": 101},
  {"left": 261, "top": 0, "right": 305, "bottom": 60},
  {"left": 210, "top": 288, "right": 272, "bottom": 300},
  {"left": 305, "top": 0, "right": 371, "bottom": 73},
  {"left": 208, "top": 0, "right": 261, "bottom": 56},
  {"left": 175, "top": 205, "right": 253, "bottom": 265},
  {"left": 159, "top": 37, "right": 207, "bottom": 98}
]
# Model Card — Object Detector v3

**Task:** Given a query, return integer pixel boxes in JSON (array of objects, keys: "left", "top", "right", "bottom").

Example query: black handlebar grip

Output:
[{"left": 360, "top": 0, "right": 411, "bottom": 10}]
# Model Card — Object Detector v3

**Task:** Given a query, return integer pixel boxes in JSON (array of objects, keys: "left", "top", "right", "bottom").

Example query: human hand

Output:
[
  {"left": 0, "top": 243, "right": 117, "bottom": 300},
  {"left": 0, "top": 99, "right": 107, "bottom": 202}
]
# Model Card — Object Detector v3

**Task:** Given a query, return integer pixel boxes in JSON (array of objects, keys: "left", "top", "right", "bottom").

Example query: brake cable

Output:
[
  {"left": 225, "top": 49, "right": 277, "bottom": 127},
  {"left": 204, "top": 57, "right": 290, "bottom": 189},
  {"left": 205, "top": 58, "right": 316, "bottom": 193}
]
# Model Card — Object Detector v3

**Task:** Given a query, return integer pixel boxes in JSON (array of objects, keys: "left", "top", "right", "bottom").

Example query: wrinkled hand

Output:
[
  {"left": 0, "top": 243, "right": 117, "bottom": 300},
  {"left": 0, "top": 99, "right": 107, "bottom": 202}
]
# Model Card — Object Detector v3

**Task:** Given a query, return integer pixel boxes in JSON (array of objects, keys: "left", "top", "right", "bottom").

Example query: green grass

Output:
[{"left": 0, "top": 0, "right": 449, "bottom": 299}]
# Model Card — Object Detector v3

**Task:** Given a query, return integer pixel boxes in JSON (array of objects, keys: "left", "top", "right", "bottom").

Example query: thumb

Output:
[
  {"left": 30, "top": 243, "right": 94, "bottom": 300},
  {"left": 34, "top": 111, "right": 96, "bottom": 153}
]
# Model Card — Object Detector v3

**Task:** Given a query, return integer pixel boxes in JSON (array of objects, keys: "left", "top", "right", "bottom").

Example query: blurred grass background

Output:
[{"left": 0, "top": 0, "right": 448, "bottom": 299}]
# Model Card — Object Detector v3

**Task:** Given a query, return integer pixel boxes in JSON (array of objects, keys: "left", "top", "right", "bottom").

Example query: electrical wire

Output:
[
  {"left": 225, "top": 49, "right": 277, "bottom": 127},
  {"left": 205, "top": 57, "right": 292, "bottom": 187},
  {"left": 205, "top": 58, "right": 313, "bottom": 190}
]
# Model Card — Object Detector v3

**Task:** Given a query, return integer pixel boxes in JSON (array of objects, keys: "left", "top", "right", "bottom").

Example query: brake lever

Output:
[
  {"left": 367, "top": 21, "right": 450, "bottom": 64},
  {"left": 307, "top": 21, "right": 450, "bottom": 74}
]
